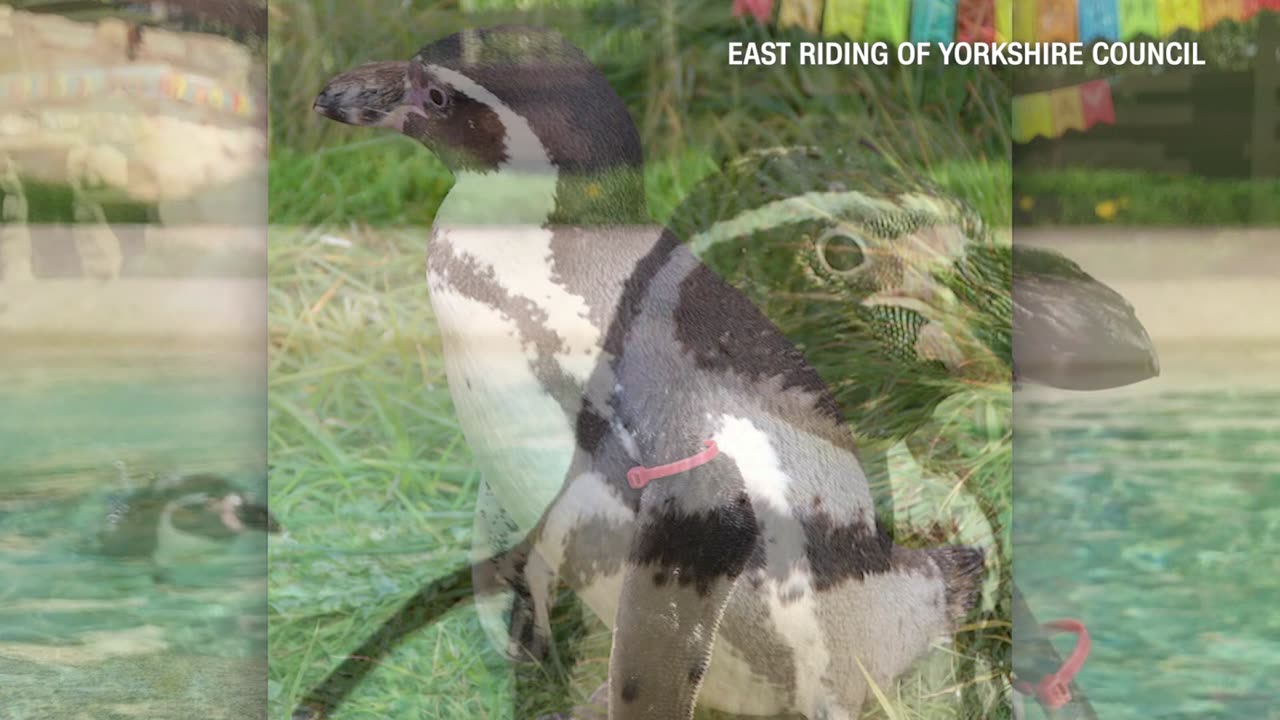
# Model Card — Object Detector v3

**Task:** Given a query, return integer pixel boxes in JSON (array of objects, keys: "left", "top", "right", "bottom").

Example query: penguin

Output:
[
  {"left": 311, "top": 26, "right": 985, "bottom": 720},
  {"left": 302, "top": 36, "right": 1162, "bottom": 712},
  {"left": 97, "top": 468, "right": 279, "bottom": 569}
]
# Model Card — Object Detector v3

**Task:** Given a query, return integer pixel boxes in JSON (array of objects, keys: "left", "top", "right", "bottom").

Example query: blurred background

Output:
[
  {"left": 1012, "top": 6, "right": 1280, "bottom": 720},
  {"left": 1, "top": 1, "right": 268, "bottom": 718}
]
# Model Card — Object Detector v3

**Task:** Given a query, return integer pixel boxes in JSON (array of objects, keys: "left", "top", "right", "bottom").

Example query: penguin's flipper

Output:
[{"left": 607, "top": 463, "right": 759, "bottom": 720}]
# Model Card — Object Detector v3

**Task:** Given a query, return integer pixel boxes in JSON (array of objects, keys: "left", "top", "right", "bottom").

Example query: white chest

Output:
[{"left": 426, "top": 222, "right": 604, "bottom": 531}]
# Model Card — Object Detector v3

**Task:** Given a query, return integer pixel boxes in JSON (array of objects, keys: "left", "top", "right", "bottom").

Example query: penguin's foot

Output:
[
  {"left": 505, "top": 593, "right": 551, "bottom": 664},
  {"left": 536, "top": 683, "right": 608, "bottom": 720}
]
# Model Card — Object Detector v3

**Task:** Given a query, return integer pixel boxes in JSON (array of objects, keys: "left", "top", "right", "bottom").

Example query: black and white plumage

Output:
[{"left": 311, "top": 26, "right": 985, "bottom": 720}]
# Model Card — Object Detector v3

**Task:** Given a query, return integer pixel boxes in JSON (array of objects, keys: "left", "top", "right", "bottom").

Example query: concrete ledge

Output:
[
  {"left": 0, "top": 278, "right": 264, "bottom": 350},
  {"left": 1, "top": 224, "right": 264, "bottom": 349}
]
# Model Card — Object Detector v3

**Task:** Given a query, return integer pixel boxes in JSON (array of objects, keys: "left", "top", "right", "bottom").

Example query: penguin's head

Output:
[
  {"left": 672, "top": 147, "right": 1159, "bottom": 437},
  {"left": 674, "top": 148, "right": 997, "bottom": 437},
  {"left": 314, "top": 26, "right": 645, "bottom": 221},
  {"left": 158, "top": 473, "right": 280, "bottom": 540}
]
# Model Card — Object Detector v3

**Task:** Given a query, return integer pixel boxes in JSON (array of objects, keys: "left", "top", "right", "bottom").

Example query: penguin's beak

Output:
[
  {"left": 234, "top": 496, "right": 281, "bottom": 534},
  {"left": 313, "top": 61, "right": 411, "bottom": 129},
  {"left": 209, "top": 493, "right": 280, "bottom": 534},
  {"left": 1013, "top": 244, "right": 1159, "bottom": 391}
]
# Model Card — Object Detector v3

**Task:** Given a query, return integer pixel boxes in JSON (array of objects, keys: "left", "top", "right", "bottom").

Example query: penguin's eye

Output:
[
  {"left": 815, "top": 229, "right": 869, "bottom": 275},
  {"left": 426, "top": 85, "right": 448, "bottom": 109}
]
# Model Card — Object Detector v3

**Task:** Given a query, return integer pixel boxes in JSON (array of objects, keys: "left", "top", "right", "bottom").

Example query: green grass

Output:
[
  {"left": 266, "top": 225, "right": 507, "bottom": 717},
  {"left": 1015, "top": 170, "right": 1280, "bottom": 226}
]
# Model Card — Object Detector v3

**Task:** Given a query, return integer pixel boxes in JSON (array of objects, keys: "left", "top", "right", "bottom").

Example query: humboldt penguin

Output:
[
  {"left": 309, "top": 25, "right": 986, "bottom": 720},
  {"left": 307, "top": 22, "right": 1162, "bottom": 717}
]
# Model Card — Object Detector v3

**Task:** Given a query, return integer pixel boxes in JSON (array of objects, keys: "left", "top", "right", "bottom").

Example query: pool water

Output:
[
  {"left": 0, "top": 350, "right": 268, "bottom": 720},
  {"left": 1015, "top": 381, "right": 1280, "bottom": 719}
]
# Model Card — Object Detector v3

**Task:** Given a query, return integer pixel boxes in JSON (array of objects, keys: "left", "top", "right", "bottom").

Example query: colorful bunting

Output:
[
  {"left": 865, "top": 0, "right": 912, "bottom": 41},
  {"left": 734, "top": 0, "right": 1265, "bottom": 40},
  {"left": 825, "top": 0, "right": 869, "bottom": 38},
  {"left": 1079, "top": 0, "right": 1120, "bottom": 41},
  {"left": 1158, "top": 0, "right": 1202, "bottom": 33},
  {"left": 1014, "top": 0, "right": 1040, "bottom": 40},
  {"left": 733, "top": 0, "right": 776, "bottom": 22},
  {"left": 1013, "top": 92, "right": 1054, "bottom": 143},
  {"left": 1118, "top": 0, "right": 1160, "bottom": 38},
  {"left": 1201, "top": 0, "right": 1243, "bottom": 24},
  {"left": 779, "top": 0, "right": 824, "bottom": 31},
  {"left": 1038, "top": 0, "right": 1080, "bottom": 41},
  {"left": 1079, "top": 79, "right": 1116, "bottom": 128},
  {"left": 0, "top": 67, "right": 254, "bottom": 118},
  {"left": 910, "top": 0, "right": 957, "bottom": 42},
  {"left": 1050, "top": 86, "right": 1087, "bottom": 135},
  {"left": 1243, "top": 0, "right": 1280, "bottom": 17},
  {"left": 1013, "top": 79, "right": 1115, "bottom": 144},
  {"left": 996, "top": 0, "right": 1013, "bottom": 40},
  {"left": 956, "top": 0, "right": 996, "bottom": 42}
]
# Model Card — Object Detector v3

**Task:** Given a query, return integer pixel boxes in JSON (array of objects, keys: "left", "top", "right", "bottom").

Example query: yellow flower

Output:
[
  {"left": 1095, "top": 200, "right": 1118, "bottom": 221},
  {"left": 585, "top": 183, "right": 602, "bottom": 198},
  {"left": 1018, "top": 195, "right": 1034, "bottom": 211}
]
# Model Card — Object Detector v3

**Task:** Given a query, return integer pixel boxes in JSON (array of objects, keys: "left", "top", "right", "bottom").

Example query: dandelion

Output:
[
  {"left": 1095, "top": 199, "right": 1119, "bottom": 221},
  {"left": 1018, "top": 195, "right": 1035, "bottom": 211}
]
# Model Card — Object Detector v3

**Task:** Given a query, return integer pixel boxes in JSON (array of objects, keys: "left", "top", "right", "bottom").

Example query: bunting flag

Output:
[
  {"left": 911, "top": 0, "right": 957, "bottom": 42},
  {"left": 825, "top": 0, "right": 870, "bottom": 38},
  {"left": 1201, "top": 0, "right": 1243, "bottom": 25},
  {"left": 779, "top": 0, "right": 824, "bottom": 31},
  {"left": 1038, "top": 0, "right": 1080, "bottom": 41},
  {"left": 1079, "top": 79, "right": 1116, "bottom": 128},
  {"left": 733, "top": 0, "right": 776, "bottom": 22},
  {"left": 865, "top": 0, "right": 912, "bottom": 41},
  {"left": 956, "top": 0, "right": 996, "bottom": 41},
  {"left": 1013, "top": 92, "right": 1054, "bottom": 143},
  {"left": 996, "top": 0, "right": 1013, "bottom": 40},
  {"left": 1013, "top": 79, "right": 1115, "bottom": 143},
  {"left": 1243, "top": 0, "right": 1280, "bottom": 17},
  {"left": 1050, "top": 86, "right": 1087, "bottom": 135},
  {"left": 1079, "top": 0, "right": 1121, "bottom": 41},
  {"left": 1014, "top": 0, "right": 1040, "bottom": 40},
  {"left": 1118, "top": 0, "right": 1160, "bottom": 37},
  {"left": 0, "top": 66, "right": 254, "bottom": 118},
  {"left": 1158, "top": 0, "right": 1202, "bottom": 33}
]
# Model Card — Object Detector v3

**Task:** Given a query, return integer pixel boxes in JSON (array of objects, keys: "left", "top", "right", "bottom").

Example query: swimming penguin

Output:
[
  {"left": 98, "top": 469, "right": 279, "bottom": 568},
  {"left": 311, "top": 26, "right": 985, "bottom": 720}
]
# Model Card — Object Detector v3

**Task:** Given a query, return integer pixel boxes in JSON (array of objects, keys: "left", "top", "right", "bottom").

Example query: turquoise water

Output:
[
  {"left": 1015, "top": 383, "right": 1280, "bottom": 719},
  {"left": 0, "top": 351, "right": 268, "bottom": 720}
]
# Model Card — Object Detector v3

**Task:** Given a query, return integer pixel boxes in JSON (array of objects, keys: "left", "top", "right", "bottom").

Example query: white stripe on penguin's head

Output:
[{"left": 424, "top": 64, "right": 556, "bottom": 176}]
